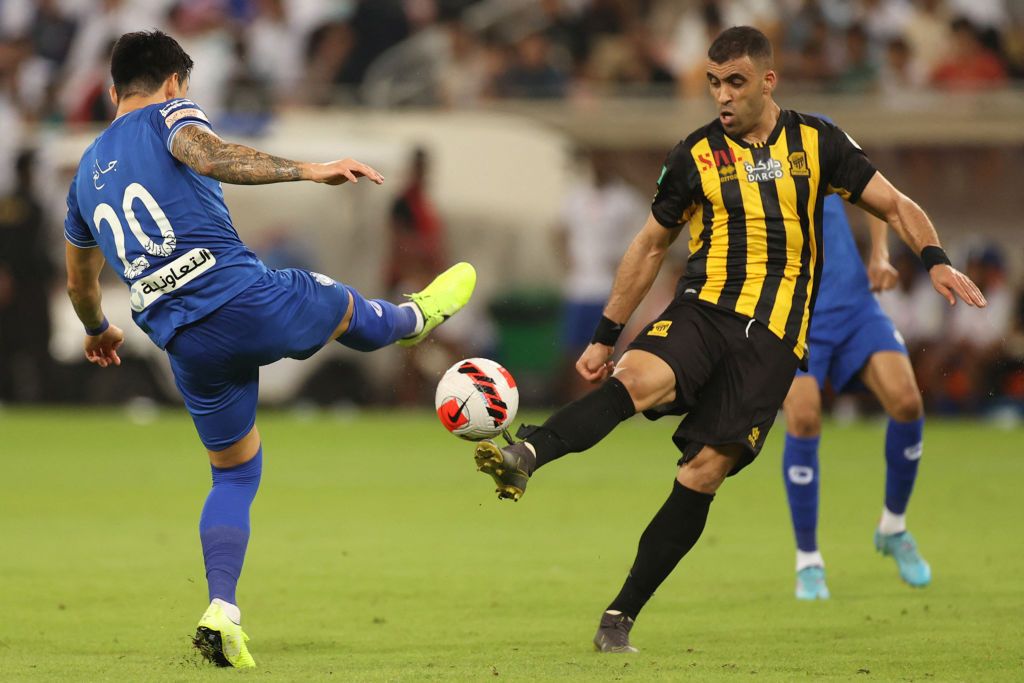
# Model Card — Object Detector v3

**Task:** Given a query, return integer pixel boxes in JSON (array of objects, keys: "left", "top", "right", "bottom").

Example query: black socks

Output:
[
  {"left": 522, "top": 377, "right": 636, "bottom": 472},
  {"left": 607, "top": 481, "right": 714, "bottom": 619}
]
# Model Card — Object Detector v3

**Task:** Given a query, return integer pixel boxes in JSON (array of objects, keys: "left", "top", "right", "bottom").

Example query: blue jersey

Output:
[
  {"left": 811, "top": 194, "right": 872, "bottom": 323},
  {"left": 64, "top": 98, "right": 266, "bottom": 348}
]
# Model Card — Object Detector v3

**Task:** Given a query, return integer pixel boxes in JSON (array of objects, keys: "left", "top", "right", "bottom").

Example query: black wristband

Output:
[
  {"left": 591, "top": 315, "right": 625, "bottom": 346},
  {"left": 920, "top": 245, "right": 951, "bottom": 271},
  {"left": 85, "top": 316, "right": 109, "bottom": 336}
]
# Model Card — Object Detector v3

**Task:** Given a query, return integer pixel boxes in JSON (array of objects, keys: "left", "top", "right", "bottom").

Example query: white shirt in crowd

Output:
[{"left": 560, "top": 178, "right": 646, "bottom": 303}]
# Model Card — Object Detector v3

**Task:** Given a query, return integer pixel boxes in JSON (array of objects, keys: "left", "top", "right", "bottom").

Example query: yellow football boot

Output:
[
  {"left": 397, "top": 262, "right": 477, "bottom": 347},
  {"left": 193, "top": 599, "right": 256, "bottom": 668}
]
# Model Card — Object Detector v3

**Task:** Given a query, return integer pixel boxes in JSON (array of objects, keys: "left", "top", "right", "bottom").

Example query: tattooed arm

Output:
[{"left": 170, "top": 124, "right": 384, "bottom": 186}]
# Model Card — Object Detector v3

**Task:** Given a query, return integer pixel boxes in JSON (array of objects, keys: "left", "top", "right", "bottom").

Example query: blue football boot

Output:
[
  {"left": 875, "top": 530, "right": 932, "bottom": 587},
  {"left": 795, "top": 566, "right": 830, "bottom": 600}
]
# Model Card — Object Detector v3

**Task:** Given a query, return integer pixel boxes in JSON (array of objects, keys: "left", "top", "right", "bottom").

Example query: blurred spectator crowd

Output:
[
  {"left": 0, "top": 0, "right": 1022, "bottom": 127},
  {"left": 877, "top": 243, "right": 1024, "bottom": 418},
  {"left": 0, "top": 0, "right": 1021, "bottom": 416}
]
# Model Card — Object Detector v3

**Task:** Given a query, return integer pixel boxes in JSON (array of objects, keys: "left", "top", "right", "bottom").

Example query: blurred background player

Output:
[
  {"left": 555, "top": 148, "right": 644, "bottom": 400},
  {"left": 63, "top": 31, "right": 475, "bottom": 668},
  {"left": 782, "top": 191, "right": 929, "bottom": 601}
]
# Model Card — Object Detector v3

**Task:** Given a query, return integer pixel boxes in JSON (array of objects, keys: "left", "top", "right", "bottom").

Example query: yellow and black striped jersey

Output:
[{"left": 651, "top": 110, "right": 877, "bottom": 359}]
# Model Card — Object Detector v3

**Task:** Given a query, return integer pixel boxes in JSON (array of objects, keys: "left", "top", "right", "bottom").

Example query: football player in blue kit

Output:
[
  {"left": 63, "top": 31, "right": 476, "bottom": 667},
  {"left": 781, "top": 190, "right": 930, "bottom": 600}
]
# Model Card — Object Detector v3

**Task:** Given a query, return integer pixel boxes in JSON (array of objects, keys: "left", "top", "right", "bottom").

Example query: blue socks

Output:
[
  {"left": 199, "top": 448, "right": 262, "bottom": 605},
  {"left": 783, "top": 434, "right": 820, "bottom": 552},
  {"left": 783, "top": 418, "right": 923, "bottom": 557},
  {"left": 338, "top": 285, "right": 419, "bottom": 352},
  {"left": 884, "top": 417, "right": 924, "bottom": 515}
]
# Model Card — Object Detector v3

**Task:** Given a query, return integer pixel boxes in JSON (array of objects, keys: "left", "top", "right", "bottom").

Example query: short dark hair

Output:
[
  {"left": 110, "top": 30, "right": 193, "bottom": 99},
  {"left": 707, "top": 26, "right": 773, "bottom": 66}
]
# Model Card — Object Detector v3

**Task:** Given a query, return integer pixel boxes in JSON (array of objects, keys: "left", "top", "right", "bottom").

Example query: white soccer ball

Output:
[{"left": 435, "top": 358, "right": 519, "bottom": 441}]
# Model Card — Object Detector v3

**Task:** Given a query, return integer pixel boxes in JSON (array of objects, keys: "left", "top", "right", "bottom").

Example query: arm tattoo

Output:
[{"left": 171, "top": 125, "right": 304, "bottom": 185}]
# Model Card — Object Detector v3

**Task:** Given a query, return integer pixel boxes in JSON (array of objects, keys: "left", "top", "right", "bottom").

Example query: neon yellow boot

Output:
[
  {"left": 193, "top": 599, "right": 256, "bottom": 668},
  {"left": 397, "top": 262, "right": 477, "bottom": 347}
]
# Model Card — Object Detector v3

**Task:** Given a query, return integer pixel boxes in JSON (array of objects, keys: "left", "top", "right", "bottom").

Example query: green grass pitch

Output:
[{"left": 1, "top": 408, "right": 1021, "bottom": 682}]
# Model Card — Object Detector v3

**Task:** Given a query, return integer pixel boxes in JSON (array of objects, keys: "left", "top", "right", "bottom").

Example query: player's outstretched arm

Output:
[
  {"left": 856, "top": 172, "right": 986, "bottom": 308},
  {"left": 171, "top": 125, "right": 384, "bottom": 186},
  {"left": 66, "top": 243, "right": 124, "bottom": 368},
  {"left": 577, "top": 212, "right": 683, "bottom": 382}
]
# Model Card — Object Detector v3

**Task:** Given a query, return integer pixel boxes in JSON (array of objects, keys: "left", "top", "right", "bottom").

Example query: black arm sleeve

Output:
[
  {"left": 822, "top": 122, "right": 877, "bottom": 204},
  {"left": 651, "top": 141, "right": 699, "bottom": 228}
]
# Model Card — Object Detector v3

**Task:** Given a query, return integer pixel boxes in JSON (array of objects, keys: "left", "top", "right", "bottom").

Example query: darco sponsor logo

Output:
[{"left": 744, "top": 158, "right": 783, "bottom": 183}]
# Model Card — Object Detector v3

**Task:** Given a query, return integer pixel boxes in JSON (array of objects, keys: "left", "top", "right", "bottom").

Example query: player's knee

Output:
[
  {"left": 787, "top": 407, "right": 821, "bottom": 438},
  {"left": 676, "top": 445, "right": 738, "bottom": 493},
  {"left": 888, "top": 389, "right": 924, "bottom": 423},
  {"left": 614, "top": 370, "right": 674, "bottom": 413}
]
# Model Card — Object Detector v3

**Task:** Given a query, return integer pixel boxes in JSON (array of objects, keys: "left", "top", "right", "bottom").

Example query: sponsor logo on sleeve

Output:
[
  {"left": 164, "top": 108, "right": 209, "bottom": 128},
  {"left": 310, "top": 272, "right": 335, "bottom": 287},
  {"left": 159, "top": 99, "right": 196, "bottom": 117}
]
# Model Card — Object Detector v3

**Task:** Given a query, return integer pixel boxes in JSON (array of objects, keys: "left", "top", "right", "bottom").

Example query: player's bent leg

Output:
[
  {"left": 474, "top": 351, "right": 675, "bottom": 501},
  {"left": 783, "top": 376, "right": 822, "bottom": 439},
  {"left": 781, "top": 377, "right": 829, "bottom": 599},
  {"left": 334, "top": 285, "right": 421, "bottom": 351},
  {"left": 594, "top": 444, "right": 740, "bottom": 653},
  {"left": 861, "top": 352, "right": 931, "bottom": 587},
  {"left": 194, "top": 426, "right": 262, "bottom": 668}
]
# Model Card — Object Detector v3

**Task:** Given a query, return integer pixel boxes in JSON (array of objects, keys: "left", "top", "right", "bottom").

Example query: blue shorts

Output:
[
  {"left": 166, "top": 268, "right": 347, "bottom": 450},
  {"left": 798, "top": 297, "right": 907, "bottom": 393},
  {"left": 561, "top": 300, "right": 605, "bottom": 352}
]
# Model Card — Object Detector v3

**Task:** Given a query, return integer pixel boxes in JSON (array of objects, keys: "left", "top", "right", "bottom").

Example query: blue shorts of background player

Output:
[{"left": 797, "top": 302, "right": 907, "bottom": 395}]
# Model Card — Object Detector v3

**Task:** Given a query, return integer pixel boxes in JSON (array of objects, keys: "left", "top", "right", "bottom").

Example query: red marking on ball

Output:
[{"left": 437, "top": 396, "right": 470, "bottom": 431}]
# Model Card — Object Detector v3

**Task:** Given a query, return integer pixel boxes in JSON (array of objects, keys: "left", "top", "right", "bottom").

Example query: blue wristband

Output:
[{"left": 85, "top": 316, "right": 109, "bottom": 336}]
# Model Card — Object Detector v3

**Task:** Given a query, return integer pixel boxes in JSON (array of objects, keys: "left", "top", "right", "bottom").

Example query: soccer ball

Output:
[{"left": 435, "top": 358, "right": 519, "bottom": 441}]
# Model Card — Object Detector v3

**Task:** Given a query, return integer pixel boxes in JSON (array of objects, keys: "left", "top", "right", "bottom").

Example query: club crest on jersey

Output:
[
  {"left": 744, "top": 158, "right": 783, "bottom": 183},
  {"left": 788, "top": 151, "right": 810, "bottom": 177},
  {"left": 647, "top": 320, "right": 672, "bottom": 337}
]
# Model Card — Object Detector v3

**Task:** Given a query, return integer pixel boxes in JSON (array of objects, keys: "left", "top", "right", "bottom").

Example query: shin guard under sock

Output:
[
  {"left": 783, "top": 434, "right": 821, "bottom": 553},
  {"left": 199, "top": 448, "right": 263, "bottom": 605},
  {"left": 884, "top": 417, "right": 924, "bottom": 515},
  {"left": 525, "top": 377, "right": 636, "bottom": 471},
  {"left": 606, "top": 481, "right": 714, "bottom": 619},
  {"left": 338, "top": 285, "right": 418, "bottom": 352}
]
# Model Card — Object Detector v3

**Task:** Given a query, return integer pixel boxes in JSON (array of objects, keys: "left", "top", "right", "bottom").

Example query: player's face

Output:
[{"left": 706, "top": 56, "right": 774, "bottom": 137}]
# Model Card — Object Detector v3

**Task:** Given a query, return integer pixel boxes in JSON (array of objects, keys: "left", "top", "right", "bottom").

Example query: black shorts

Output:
[{"left": 626, "top": 298, "right": 800, "bottom": 475}]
